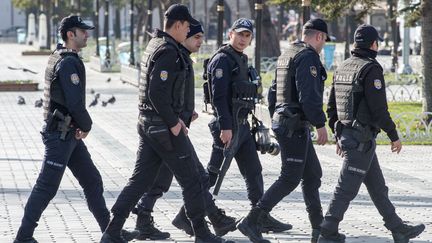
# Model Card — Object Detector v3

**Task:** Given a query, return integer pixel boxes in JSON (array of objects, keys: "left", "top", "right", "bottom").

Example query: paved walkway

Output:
[{"left": 0, "top": 44, "right": 431, "bottom": 243}]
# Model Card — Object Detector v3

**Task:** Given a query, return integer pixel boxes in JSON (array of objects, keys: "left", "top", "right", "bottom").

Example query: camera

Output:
[
  {"left": 251, "top": 115, "right": 280, "bottom": 156},
  {"left": 257, "top": 142, "right": 280, "bottom": 156}
]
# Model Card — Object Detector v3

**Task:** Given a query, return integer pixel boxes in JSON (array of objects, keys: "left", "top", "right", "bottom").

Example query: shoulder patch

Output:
[
  {"left": 215, "top": 68, "right": 223, "bottom": 79},
  {"left": 160, "top": 70, "right": 168, "bottom": 81},
  {"left": 373, "top": 79, "right": 382, "bottom": 90},
  {"left": 310, "top": 66, "right": 317, "bottom": 77},
  {"left": 70, "top": 73, "right": 80, "bottom": 85}
]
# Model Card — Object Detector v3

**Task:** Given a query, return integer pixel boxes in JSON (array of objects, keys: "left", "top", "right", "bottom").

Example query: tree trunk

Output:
[
  {"left": 421, "top": 0, "right": 432, "bottom": 112},
  {"left": 157, "top": 1, "right": 164, "bottom": 29},
  {"left": 45, "top": 0, "right": 51, "bottom": 49},
  {"left": 135, "top": 3, "right": 147, "bottom": 42},
  {"left": 114, "top": 7, "right": 121, "bottom": 39},
  {"left": 248, "top": 0, "right": 281, "bottom": 58}
]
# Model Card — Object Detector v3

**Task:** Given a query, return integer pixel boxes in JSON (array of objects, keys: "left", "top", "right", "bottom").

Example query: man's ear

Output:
[{"left": 67, "top": 30, "right": 74, "bottom": 39}]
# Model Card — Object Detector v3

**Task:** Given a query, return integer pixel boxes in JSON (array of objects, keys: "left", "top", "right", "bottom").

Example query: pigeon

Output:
[
  {"left": 102, "top": 101, "right": 108, "bottom": 107},
  {"left": 95, "top": 93, "right": 101, "bottom": 99},
  {"left": 106, "top": 77, "right": 111, "bottom": 83},
  {"left": 8, "top": 66, "right": 38, "bottom": 74},
  {"left": 107, "top": 95, "right": 116, "bottom": 104},
  {"left": 90, "top": 88, "right": 95, "bottom": 94},
  {"left": 89, "top": 97, "right": 98, "bottom": 107},
  {"left": 34, "top": 98, "right": 43, "bottom": 108},
  {"left": 17, "top": 96, "right": 26, "bottom": 105}
]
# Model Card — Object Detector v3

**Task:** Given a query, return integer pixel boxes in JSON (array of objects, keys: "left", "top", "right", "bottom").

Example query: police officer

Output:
[
  {"left": 205, "top": 17, "right": 292, "bottom": 236},
  {"left": 100, "top": 5, "right": 235, "bottom": 243},
  {"left": 238, "top": 18, "right": 330, "bottom": 243},
  {"left": 318, "top": 24, "right": 425, "bottom": 243},
  {"left": 130, "top": 23, "right": 236, "bottom": 240},
  {"left": 14, "top": 16, "right": 111, "bottom": 243}
]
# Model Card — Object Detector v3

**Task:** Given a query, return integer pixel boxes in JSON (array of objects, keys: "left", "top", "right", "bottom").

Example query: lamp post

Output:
[
  {"left": 104, "top": 0, "right": 110, "bottom": 67},
  {"left": 236, "top": 0, "right": 240, "bottom": 19},
  {"left": 129, "top": 0, "right": 135, "bottom": 66},
  {"left": 398, "top": 0, "right": 412, "bottom": 74},
  {"left": 255, "top": 0, "right": 263, "bottom": 74},
  {"left": 276, "top": 5, "right": 284, "bottom": 40},
  {"left": 77, "top": 0, "right": 81, "bottom": 16},
  {"left": 302, "top": 0, "right": 311, "bottom": 25},
  {"left": 204, "top": 0, "right": 208, "bottom": 42},
  {"left": 217, "top": 0, "right": 224, "bottom": 47},
  {"left": 52, "top": 0, "right": 59, "bottom": 45},
  {"left": 388, "top": 0, "right": 398, "bottom": 72},
  {"left": 95, "top": 0, "right": 100, "bottom": 56},
  {"left": 146, "top": 0, "right": 152, "bottom": 44}
]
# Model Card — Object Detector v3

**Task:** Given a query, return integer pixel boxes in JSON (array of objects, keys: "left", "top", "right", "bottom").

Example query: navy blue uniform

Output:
[
  {"left": 259, "top": 42, "right": 326, "bottom": 229},
  {"left": 135, "top": 44, "right": 198, "bottom": 214},
  {"left": 105, "top": 30, "right": 227, "bottom": 238},
  {"left": 207, "top": 45, "right": 264, "bottom": 206},
  {"left": 15, "top": 46, "right": 110, "bottom": 241},
  {"left": 321, "top": 48, "right": 403, "bottom": 234}
]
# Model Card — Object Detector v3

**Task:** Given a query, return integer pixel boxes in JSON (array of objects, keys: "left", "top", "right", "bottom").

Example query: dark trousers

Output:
[
  {"left": 16, "top": 129, "right": 110, "bottom": 240},
  {"left": 136, "top": 144, "right": 215, "bottom": 215},
  {"left": 136, "top": 163, "right": 173, "bottom": 213},
  {"left": 258, "top": 127, "right": 323, "bottom": 229},
  {"left": 110, "top": 121, "right": 215, "bottom": 228},
  {"left": 207, "top": 117, "right": 264, "bottom": 206},
  {"left": 322, "top": 129, "right": 402, "bottom": 232}
]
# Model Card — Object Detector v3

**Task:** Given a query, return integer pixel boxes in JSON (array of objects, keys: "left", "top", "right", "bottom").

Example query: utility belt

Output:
[
  {"left": 335, "top": 120, "right": 377, "bottom": 152},
  {"left": 211, "top": 113, "right": 248, "bottom": 126},
  {"left": 45, "top": 109, "right": 72, "bottom": 140},
  {"left": 139, "top": 114, "right": 165, "bottom": 124},
  {"left": 271, "top": 107, "right": 309, "bottom": 137}
]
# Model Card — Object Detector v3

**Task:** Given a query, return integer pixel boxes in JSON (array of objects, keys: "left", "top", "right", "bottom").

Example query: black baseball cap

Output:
[
  {"left": 231, "top": 18, "right": 254, "bottom": 33},
  {"left": 354, "top": 24, "right": 384, "bottom": 48},
  {"left": 303, "top": 18, "right": 331, "bottom": 41},
  {"left": 165, "top": 4, "right": 199, "bottom": 26},
  {"left": 187, "top": 22, "right": 204, "bottom": 39},
  {"left": 58, "top": 15, "right": 94, "bottom": 34}
]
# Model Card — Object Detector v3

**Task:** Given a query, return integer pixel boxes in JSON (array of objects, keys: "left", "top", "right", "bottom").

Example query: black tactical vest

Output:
[
  {"left": 275, "top": 43, "right": 309, "bottom": 108},
  {"left": 180, "top": 46, "right": 194, "bottom": 116},
  {"left": 333, "top": 56, "right": 377, "bottom": 126},
  {"left": 138, "top": 32, "right": 186, "bottom": 114},
  {"left": 207, "top": 44, "right": 250, "bottom": 96},
  {"left": 43, "top": 49, "right": 82, "bottom": 120}
]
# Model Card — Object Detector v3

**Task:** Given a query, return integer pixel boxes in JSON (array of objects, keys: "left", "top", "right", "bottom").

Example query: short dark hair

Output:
[
  {"left": 61, "top": 28, "right": 76, "bottom": 42},
  {"left": 354, "top": 41, "right": 374, "bottom": 49},
  {"left": 164, "top": 18, "right": 186, "bottom": 30},
  {"left": 303, "top": 28, "right": 319, "bottom": 38}
]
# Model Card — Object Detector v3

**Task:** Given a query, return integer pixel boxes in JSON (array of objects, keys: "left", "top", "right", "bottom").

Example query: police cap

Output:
[
  {"left": 303, "top": 18, "right": 331, "bottom": 41},
  {"left": 354, "top": 24, "right": 384, "bottom": 48},
  {"left": 165, "top": 4, "right": 199, "bottom": 26},
  {"left": 231, "top": 18, "right": 253, "bottom": 34},
  {"left": 58, "top": 15, "right": 94, "bottom": 35}
]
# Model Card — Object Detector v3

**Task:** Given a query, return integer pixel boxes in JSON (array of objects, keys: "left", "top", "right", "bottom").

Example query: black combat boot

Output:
[
  {"left": 261, "top": 212, "right": 293, "bottom": 233},
  {"left": 237, "top": 207, "right": 270, "bottom": 243},
  {"left": 207, "top": 208, "right": 238, "bottom": 236},
  {"left": 13, "top": 237, "right": 38, "bottom": 243},
  {"left": 100, "top": 216, "right": 133, "bottom": 243},
  {"left": 317, "top": 227, "right": 346, "bottom": 243},
  {"left": 172, "top": 206, "right": 194, "bottom": 236},
  {"left": 311, "top": 228, "right": 320, "bottom": 243},
  {"left": 391, "top": 222, "right": 425, "bottom": 243},
  {"left": 120, "top": 229, "right": 140, "bottom": 241},
  {"left": 194, "top": 222, "right": 235, "bottom": 243},
  {"left": 133, "top": 210, "right": 170, "bottom": 240}
]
